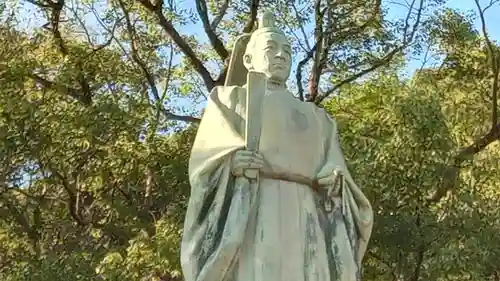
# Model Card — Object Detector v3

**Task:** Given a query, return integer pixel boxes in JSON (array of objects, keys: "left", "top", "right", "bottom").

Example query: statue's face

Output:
[{"left": 246, "top": 32, "right": 292, "bottom": 82}]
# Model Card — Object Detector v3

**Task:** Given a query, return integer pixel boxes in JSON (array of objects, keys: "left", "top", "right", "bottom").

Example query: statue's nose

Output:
[{"left": 275, "top": 51, "right": 285, "bottom": 60}]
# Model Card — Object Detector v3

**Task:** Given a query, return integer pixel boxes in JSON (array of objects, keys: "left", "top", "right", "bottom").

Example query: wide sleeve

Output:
[
  {"left": 320, "top": 110, "right": 374, "bottom": 266},
  {"left": 181, "top": 86, "right": 257, "bottom": 281}
]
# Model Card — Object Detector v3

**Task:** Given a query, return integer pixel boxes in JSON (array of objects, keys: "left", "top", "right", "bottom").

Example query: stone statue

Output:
[{"left": 181, "top": 11, "right": 374, "bottom": 281}]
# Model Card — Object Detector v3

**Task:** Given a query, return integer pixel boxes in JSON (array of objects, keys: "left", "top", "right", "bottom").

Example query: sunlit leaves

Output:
[
  {"left": 323, "top": 38, "right": 500, "bottom": 279},
  {"left": 1, "top": 0, "right": 500, "bottom": 280}
]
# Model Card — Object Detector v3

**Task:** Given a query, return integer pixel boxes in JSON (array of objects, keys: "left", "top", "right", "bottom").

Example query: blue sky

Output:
[
  {"left": 173, "top": 0, "right": 500, "bottom": 85},
  {"left": 6, "top": 0, "right": 500, "bottom": 105},
  {"left": 403, "top": 0, "right": 500, "bottom": 75},
  {"left": 441, "top": 0, "right": 500, "bottom": 39},
  {"left": 10, "top": 0, "right": 500, "bottom": 60}
]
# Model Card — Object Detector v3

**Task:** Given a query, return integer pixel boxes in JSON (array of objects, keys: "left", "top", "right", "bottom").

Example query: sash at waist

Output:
[{"left": 259, "top": 170, "right": 320, "bottom": 193}]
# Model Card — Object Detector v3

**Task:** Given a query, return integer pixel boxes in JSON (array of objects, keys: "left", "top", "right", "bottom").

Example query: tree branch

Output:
[
  {"left": 410, "top": 213, "right": 426, "bottom": 281},
  {"left": 47, "top": 166, "right": 86, "bottom": 226},
  {"left": 195, "top": 0, "right": 229, "bottom": 60},
  {"left": 215, "top": 0, "right": 261, "bottom": 86},
  {"left": 429, "top": 0, "right": 500, "bottom": 203},
  {"left": 291, "top": 1, "right": 311, "bottom": 51},
  {"left": 242, "top": 0, "right": 260, "bottom": 33},
  {"left": 210, "top": 0, "right": 230, "bottom": 30},
  {"left": 119, "top": 0, "right": 200, "bottom": 123},
  {"left": 73, "top": 3, "right": 123, "bottom": 54},
  {"left": 137, "top": 0, "right": 215, "bottom": 91},
  {"left": 428, "top": 122, "right": 500, "bottom": 202},
  {"left": 28, "top": 0, "right": 96, "bottom": 104},
  {"left": 315, "top": 46, "right": 402, "bottom": 104},
  {"left": 315, "top": 0, "right": 423, "bottom": 104},
  {"left": 27, "top": 73, "right": 93, "bottom": 105},
  {"left": 24, "top": 0, "right": 52, "bottom": 8},
  {"left": 473, "top": 0, "right": 499, "bottom": 129},
  {"left": 306, "top": 0, "right": 325, "bottom": 102},
  {"left": 296, "top": 44, "right": 317, "bottom": 101},
  {"left": 296, "top": 0, "right": 382, "bottom": 102}
]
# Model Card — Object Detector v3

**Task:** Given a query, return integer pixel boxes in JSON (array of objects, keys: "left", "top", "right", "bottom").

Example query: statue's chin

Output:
[
  {"left": 250, "top": 68, "right": 289, "bottom": 85},
  {"left": 268, "top": 74, "right": 289, "bottom": 84}
]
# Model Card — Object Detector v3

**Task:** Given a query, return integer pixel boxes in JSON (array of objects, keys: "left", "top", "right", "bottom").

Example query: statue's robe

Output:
[{"left": 181, "top": 85, "right": 373, "bottom": 281}]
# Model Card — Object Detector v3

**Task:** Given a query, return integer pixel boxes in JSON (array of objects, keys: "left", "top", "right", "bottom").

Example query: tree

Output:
[
  {"left": 1, "top": 0, "right": 500, "bottom": 280},
  {"left": 323, "top": 6, "right": 500, "bottom": 279}
]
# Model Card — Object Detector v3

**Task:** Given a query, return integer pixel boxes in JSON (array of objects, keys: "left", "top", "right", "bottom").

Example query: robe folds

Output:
[{"left": 181, "top": 85, "right": 373, "bottom": 281}]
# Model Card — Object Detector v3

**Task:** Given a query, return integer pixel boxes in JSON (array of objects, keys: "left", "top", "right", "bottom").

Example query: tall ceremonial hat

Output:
[{"left": 224, "top": 11, "right": 282, "bottom": 87}]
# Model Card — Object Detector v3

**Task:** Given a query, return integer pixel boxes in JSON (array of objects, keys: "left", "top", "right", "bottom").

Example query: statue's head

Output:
[{"left": 243, "top": 11, "right": 292, "bottom": 84}]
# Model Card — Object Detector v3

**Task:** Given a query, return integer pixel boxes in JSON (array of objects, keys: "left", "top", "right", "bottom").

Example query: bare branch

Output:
[
  {"left": 213, "top": 0, "right": 261, "bottom": 86},
  {"left": 195, "top": 0, "right": 229, "bottom": 61},
  {"left": 296, "top": 44, "right": 317, "bottom": 101},
  {"left": 210, "top": 0, "right": 230, "bottom": 30},
  {"left": 24, "top": 0, "right": 52, "bottom": 8},
  {"left": 68, "top": 0, "right": 122, "bottom": 53},
  {"left": 242, "top": 0, "right": 260, "bottom": 33},
  {"left": 118, "top": 0, "right": 157, "bottom": 91},
  {"left": 49, "top": 166, "right": 86, "bottom": 226},
  {"left": 428, "top": 112, "right": 500, "bottom": 203},
  {"left": 296, "top": 0, "right": 383, "bottom": 102},
  {"left": 315, "top": 0, "right": 423, "bottom": 104},
  {"left": 330, "top": 0, "right": 382, "bottom": 42},
  {"left": 27, "top": 73, "right": 93, "bottom": 105},
  {"left": 91, "top": 18, "right": 122, "bottom": 52},
  {"left": 137, "top": 0, "right": 216, "bottom": 91},
  {"left": 278, "top": 2, "right": 311, "bottom": 54},
  {"left": 161, "top": 46, "right": 175, "bottom": 101},
  {"left": 291, "top": 1, "right": 311, "bottom": 51},
  {"left": 29, "top": 0, "right": 97, "bottom": 104},
  {"left": 305, "top": 0, "right": 325, "bottom": 102},
  {"left": 38, "top": 0, "right": 68, "bottom": 55},
  {"left": 316, "top": 46, "right": 402, "bottom": 104},
  {"left": 482, "top": 0, "right": 500, "bottom": 12},
  {"left": 68, "top": 1, "right": 93, "bottom": 45},
  {"left": 473, "top": 0, "right": 499, "bottom": 128},
  {"left": 90, "top": 5, "right": 132, "bottom": 59},
  {"left": 119, "top": 0, "right": 200, "bottom": 123}
]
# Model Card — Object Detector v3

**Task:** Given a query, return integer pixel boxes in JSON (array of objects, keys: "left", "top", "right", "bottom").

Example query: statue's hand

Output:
[
  {"left": 231, "top": 150, "right": 264, "bottom": 179},
  {"left": 317, "top": 163, "right": 343, "bottom": 197}
]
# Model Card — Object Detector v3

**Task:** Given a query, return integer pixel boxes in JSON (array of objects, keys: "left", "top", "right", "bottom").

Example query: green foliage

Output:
[
  {"left": 324, "top": 46, "right": 500, "bottom": 280},
  {"left": 1, "top": 0, "right": 500, "bottom": 280}
]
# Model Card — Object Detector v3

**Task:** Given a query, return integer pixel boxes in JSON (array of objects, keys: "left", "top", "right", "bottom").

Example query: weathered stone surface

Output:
[{"left": 181, "top": 11, "right": 373, "bottom": 281}]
